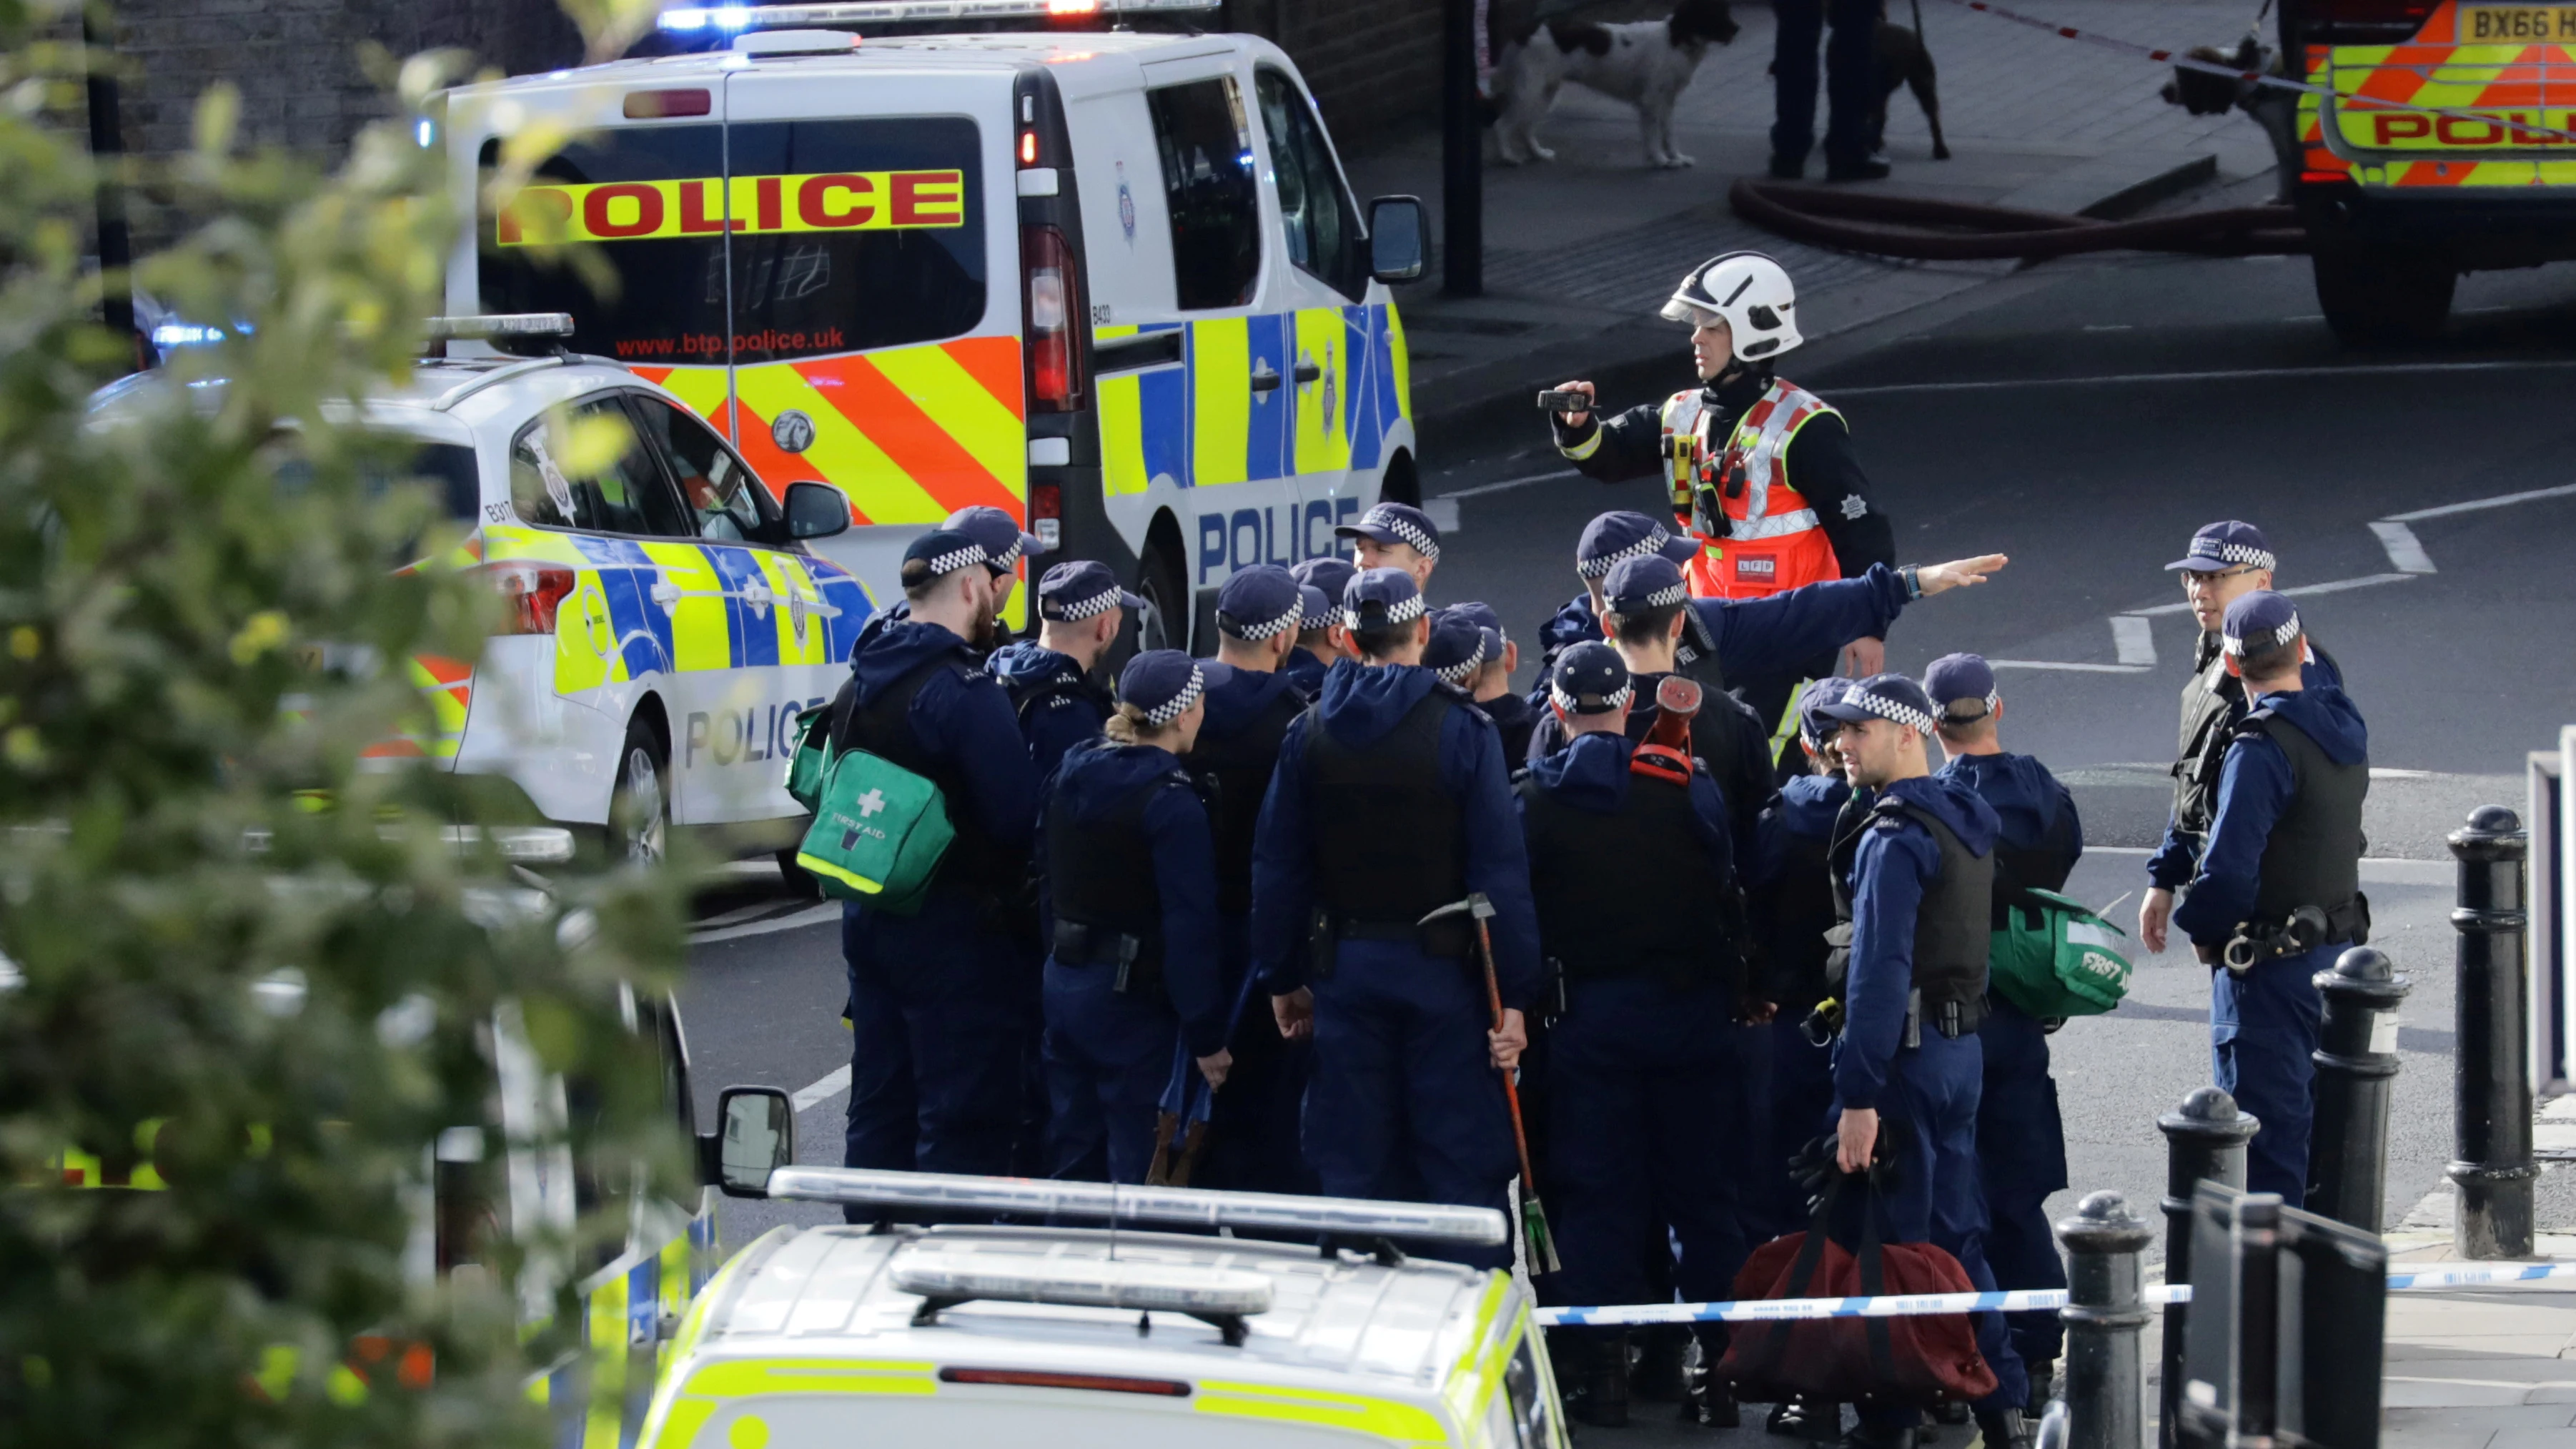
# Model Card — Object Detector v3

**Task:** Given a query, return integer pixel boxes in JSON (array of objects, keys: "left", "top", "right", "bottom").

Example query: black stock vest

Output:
[
  {"left": 832, "top": 652, "right": 1021, "bottom": 899},
  {"left": 2237, "top": 708, "right": 2367, "bottom": 923},
  {"left": 1185, "top": 683, "right": 1307, "bottom": 918},
  {"left": 2171, "top": 634, "right": 2337, "bottom": 852},
  {"left": 1766, "top": 810, "right": 1842, "bottom": 1013},
  {"left": 1517, "top": 763, "right": 1741, "bottom": 993},
  {"left": 1305, "top": 687, "right": 1468, "bottom": 929},
  {"left": 1045, "top": 752, "right": 1199, "bottom": 979},
  {"left": 1829, "top": 796, "right": 1993, "bottom": 1007}
]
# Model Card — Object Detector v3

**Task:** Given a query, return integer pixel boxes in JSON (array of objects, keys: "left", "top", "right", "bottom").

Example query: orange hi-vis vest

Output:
[{"left": 1659, "top": 378, "right": 1843, "bottom": 600}]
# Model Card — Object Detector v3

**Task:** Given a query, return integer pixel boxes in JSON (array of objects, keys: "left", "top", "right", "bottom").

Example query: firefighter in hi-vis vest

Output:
[{"left": 1546, "top": 252, "right": 1897, "bottom": 772}]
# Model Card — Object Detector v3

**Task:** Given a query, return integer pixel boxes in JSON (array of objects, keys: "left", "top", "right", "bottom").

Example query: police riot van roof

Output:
[{"left": 648, "top": 1221, "right": 1542, "bottom": 1449}]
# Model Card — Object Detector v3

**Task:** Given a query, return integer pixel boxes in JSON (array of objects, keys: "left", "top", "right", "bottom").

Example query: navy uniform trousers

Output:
[
  {"left": 1977, "top": 996, "right": 2070, "bottom": 1370},
  {"left": 1835, "top": 1032, "right": 2031, "bottom": 1423},
  {"left": 1307, "top": 938, "right": 1519, "bottom": 1271},
  {"left": 1550, "top": 976, "right": 1750, "bottom": 1357},
  {"left": 843, "top": 892, "right": 1032, "bottom": 1186},
  {"left": 1041, "top": 956, "right": 1184, "bottom": 1184},
  {"left": 1199, "top": 915, "right": 1317, "bottom": 1196},
  {"left": 2213, "top": 941, "right": 2334, "bottom": 1205}
]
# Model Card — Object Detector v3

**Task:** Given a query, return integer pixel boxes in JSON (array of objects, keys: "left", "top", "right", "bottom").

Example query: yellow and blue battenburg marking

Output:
[{"left": 1096, "top": 302, "right": 1410, "bottom": 495}]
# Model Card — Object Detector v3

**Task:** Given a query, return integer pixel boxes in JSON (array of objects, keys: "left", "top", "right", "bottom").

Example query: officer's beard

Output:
[{"left": 971, "top": 603, "right": 1003, "bottom": 652}]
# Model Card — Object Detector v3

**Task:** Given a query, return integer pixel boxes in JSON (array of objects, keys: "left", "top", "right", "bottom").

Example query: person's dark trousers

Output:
[
  {"left": 1549, "top": 976, "right": 1752, "bottom": 1366},
  {"left": 1198, "top": 915, "right": 1319, "bottom": 1198},
  {"left": 1304, "top": 939, "right": 1520, "bottom": 1270},
  {"left": 841, "top": 892, "right": 1031, "bottom": 1220},
  {"left": 2211, "top": 941, "right": 2334, "bottom": 1205},
  {"left": 1976, "top": 997, "right": 2071, "bottom": 1372},
  {"left": 1041, "top": 957, "right": 1181, "bottom": 1183},
  {"left": 1770, "top": 0, "right": 1883, "bottom": 168},
  {"left": 1832, "top": 1034, "right": 2031, "bottom": 1428},
  {"left": 1730, "top": 1012, "right": 1780, "bottom": 1242},
  {"left": 1760, "top": 1014, "right": 1840, "bottom": 1237}
]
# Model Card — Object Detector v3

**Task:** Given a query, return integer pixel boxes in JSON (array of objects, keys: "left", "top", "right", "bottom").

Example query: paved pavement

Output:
[{"left": 1342, "top": 0, "right": 2282, "bottom": 444}]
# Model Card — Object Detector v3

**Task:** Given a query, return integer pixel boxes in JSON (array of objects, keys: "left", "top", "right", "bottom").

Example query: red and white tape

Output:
[{"left": 1923, "top": 0, "right": 2576, "bottom": 149}]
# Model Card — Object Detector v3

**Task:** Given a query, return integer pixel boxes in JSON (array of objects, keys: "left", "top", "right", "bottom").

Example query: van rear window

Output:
[{"left": 479, "top": 118, "right": 986, "bottom": 366}]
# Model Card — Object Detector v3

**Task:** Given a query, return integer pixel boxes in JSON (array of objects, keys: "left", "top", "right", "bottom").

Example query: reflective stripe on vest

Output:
[{"left": 1657, "top": 380, "right": 1845, "bottom": 598}]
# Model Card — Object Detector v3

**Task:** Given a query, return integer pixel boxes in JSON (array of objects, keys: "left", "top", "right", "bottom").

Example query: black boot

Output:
[
  {"left": 1975, "top": 1407, "right": 2034, "bottom": 1449},
  {"left": 1632, "top": 1330, "right": 1688, "bottom": 1403},
  {"left": 1767, "top": 152, "right": 1805, "bottom": 180},
  {"left": 1838, "top": 1420, "right": 1918, "bottom": 1449},
  {"left": 2023, "top": 1360, "right": 2056, "bottom": 1415},
  {"left": 1572, "top": 1331, "right": 1631, "bottom": 1428},
  {"left": 1824, "top": 157, "right": 1891, "bottom": 182}
]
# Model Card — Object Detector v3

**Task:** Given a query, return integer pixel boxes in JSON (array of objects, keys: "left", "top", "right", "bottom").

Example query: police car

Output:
[
  {"left": 436, "top": 0, "right": 1427, "bottom": 652},
  {"left": 91, "top": 319, "right": 875, "bottom": 864},
  {"left": 2292, "top": 0, "right": 2576, "bottom": 341},
  {"left": 645, "top": 1106, "right": 1569, "bottom": 1449}
]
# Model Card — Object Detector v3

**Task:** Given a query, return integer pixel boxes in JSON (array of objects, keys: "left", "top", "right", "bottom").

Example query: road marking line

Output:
[
  {"left": 2369, "top": 520, "right": 2437, "bottom": 574},
  {"left": 2384, "top": 481, "right": 2576, "bottom": 524},
  {"left": 2111, "top": 615, "right": 2156, "bottom": 667},
  {"left": 2279, "top": 572, "right": 2418, "bottom": 598},
  {"left": 1435, "top": 468, "right": 1578, "bottom": 500},
  {"left": 1988, "top": 660, "right": 2151, "bottom": 673},
  {"left": 2128, "top": 599, "right": 2195, "bottom": 617},
  {"left": 791, "top": 1064, "right": 851, "bottom": 1114},
  {"left": 1422, "top": 497, "right": 1462, "bottom": 533},
  {"left": 690, "top": 901, "right": 841, "bottom": 945},
  {"left": 1828, "top": 357, "right": 2576, "bottom": 397}
]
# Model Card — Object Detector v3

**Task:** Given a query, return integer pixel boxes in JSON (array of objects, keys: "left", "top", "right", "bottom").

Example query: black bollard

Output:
[
  {"left": 2448, "top": 804, "right": 2536, "bottom": 1259},
  {"left": 2307, "top": 946, "right": 2412, "bottom": 1231},
  {"left": 2056, "top": 1192, "right": 2154, "bottom": 1449},
  {"left": 2154, "top": 1088, "right": 2257, "bottom": 1449}
]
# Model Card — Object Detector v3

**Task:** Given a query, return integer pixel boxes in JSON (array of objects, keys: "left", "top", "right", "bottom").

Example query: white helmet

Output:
[{"left": 1660, "top": 251, "right": 1803, "bottom": 361}]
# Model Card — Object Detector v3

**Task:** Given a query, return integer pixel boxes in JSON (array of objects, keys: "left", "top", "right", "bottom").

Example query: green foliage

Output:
[{"left": 0, "top": 12, "right": 692, "bottom": 1447}]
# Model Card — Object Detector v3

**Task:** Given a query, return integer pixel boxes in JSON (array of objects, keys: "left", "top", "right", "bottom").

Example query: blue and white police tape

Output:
[{"left": 1532, "top": 1260, "right": 2576, "bottom": 1327}]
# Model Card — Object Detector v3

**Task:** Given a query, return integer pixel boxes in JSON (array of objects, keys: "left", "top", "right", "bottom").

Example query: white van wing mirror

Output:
[
  {"left": 703, "top": 1086, "right": 794, "bottom": 1197},
  {"left": 1368, "top": 197, "right": 1427, "bottom": 284}
]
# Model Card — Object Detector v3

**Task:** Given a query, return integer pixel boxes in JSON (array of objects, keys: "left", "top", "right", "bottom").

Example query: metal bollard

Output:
[
  {"left": 2056, "top": 1192, "right": 2154, "bottom": 1449},
  {"left": 2307, "top": 946, "right": 2412, "bottom": 1231},
  {"left": 2154, "top": 1088, "right": 2257, "bottom": 1449},
  {"left": 2448, "top": 804, "right": 2537, "bottom": 1259}
]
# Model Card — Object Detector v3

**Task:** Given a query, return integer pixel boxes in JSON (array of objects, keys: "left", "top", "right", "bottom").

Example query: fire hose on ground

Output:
[{"left": 1728, "top": 178, "right": 2309, "bottom": 262}]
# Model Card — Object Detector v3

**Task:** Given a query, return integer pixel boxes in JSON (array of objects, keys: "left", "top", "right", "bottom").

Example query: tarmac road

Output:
[{"left": 676, "top": 247, "right": 2576, "bottom": 1277}]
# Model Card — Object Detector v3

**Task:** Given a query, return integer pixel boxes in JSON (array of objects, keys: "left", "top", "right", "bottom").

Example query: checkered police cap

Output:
[
  {"left": 1818, "top": 673, "right": 1941, "bottom": 737},
  {"left": 1337, "top": 503, "right": 1442, "bottom": 563},
  {"left": 1347, "top": 593, "right": 1426, "bottom": 630},
  {"left": 1119, "top": 649, "right": 1207, "bottom": 728},
  {"left": 1425, "top": 612, "right": 1489, "bottom": 687},
  {"left": 1144, "top": 663, "right": 1205, "bottom": 725},
  {"left": 2221, "top": 591, "right": 2302, "bottom": 658},
  {"left": 1577, "top": 513, "right": 1695, "bottom": 580}
]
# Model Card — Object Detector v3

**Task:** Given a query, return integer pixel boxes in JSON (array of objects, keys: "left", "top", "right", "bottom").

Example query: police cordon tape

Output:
[
  {"left": 1923, "top": 0, "right": 2576, "bottom": 149},
  {"left": 1532, "top": 1260, "right": 2576, "bottom": 1327}
]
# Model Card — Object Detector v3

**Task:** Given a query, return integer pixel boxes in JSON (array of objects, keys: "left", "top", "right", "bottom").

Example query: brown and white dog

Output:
[{"left": 1492, "top": 0, "right": 1740, "bottom": 169}]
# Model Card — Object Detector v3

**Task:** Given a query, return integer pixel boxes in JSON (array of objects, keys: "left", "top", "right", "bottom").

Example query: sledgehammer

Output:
[{"left": 1420, "top": 891, "right": 1560, "bottom": 1274}]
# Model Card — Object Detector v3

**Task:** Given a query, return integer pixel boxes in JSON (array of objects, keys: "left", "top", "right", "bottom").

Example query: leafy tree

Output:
[{"left": 0, "top": 4, "right": 693, "bottom": 1445}]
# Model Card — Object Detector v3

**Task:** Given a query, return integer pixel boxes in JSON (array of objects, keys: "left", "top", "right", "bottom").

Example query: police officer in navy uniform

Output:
[
  {"left": 991, "top": 561, "right": 1139, "bottom": 788},
  {"left": 1520, "top": 643, "right": 1754, "bottom": 1429},
  {"left": 2140, "top": 521, "right": 2344, "bottom": 956},
  {"left": 2171, "top": 593, "right": 2369, "bottom": 1206},
  {"left": 1925, "top": 653, "right": 2081, "bottom": 1408},
  {"left": 1334, "top": 501, "right": 1444, "bottom": 593},
  {"left": 1445, "top": 603, "right": 1535, "bottom": 763},
  {"left": 1745, "top": 677, "right": 1856, "bottom": 1244},
  {"left": 1250, "top": 568, "right": 1542, "bottom": 1266},
  {"left": 1186, "top": 566, "right": 1319, "bottom": 1194},
  {"left": 1037, "top": 650, "right": 1232, "bottom": 1183},
  {"left": 835, "top": 528, "right": 1043, "bottom": 1195},
  {"left": 941, "top": 503, "right": 1046, "bottom": 633},
  {"left": 1287, "top": 558, "right": 1357, "bottom": 696},
  {"left": 1814, "top": 674, "right": 2029, "bottom": 1449}
]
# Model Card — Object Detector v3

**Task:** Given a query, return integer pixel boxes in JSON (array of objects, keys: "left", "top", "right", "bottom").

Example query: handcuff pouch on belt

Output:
[
  {"left": 2219, "top": 894, "right": 2370, "bottom": 974},
  {"left": 1053, "top": 919, "right": 1161, "bottom": 994}
]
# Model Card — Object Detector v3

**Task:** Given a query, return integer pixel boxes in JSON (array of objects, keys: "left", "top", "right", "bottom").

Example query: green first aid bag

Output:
[
  {"left": 794, "top": 746, "right": 956, "bottom": 912},
  {"left": 1988, "top": 887, "right": 2133, "bottom": 1019},
  {"left": 783, "top": 703, "right": 833, "bottom": 813}
]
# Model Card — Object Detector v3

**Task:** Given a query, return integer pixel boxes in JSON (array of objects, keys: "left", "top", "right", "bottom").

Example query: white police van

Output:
[{"left": 438, "top": 0, "right": 1428, "bottom": 651}]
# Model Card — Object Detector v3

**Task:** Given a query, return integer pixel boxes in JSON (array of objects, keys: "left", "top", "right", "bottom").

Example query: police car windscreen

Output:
[{"left": 477, "top": 119, "right": 986, "bottom": 366}]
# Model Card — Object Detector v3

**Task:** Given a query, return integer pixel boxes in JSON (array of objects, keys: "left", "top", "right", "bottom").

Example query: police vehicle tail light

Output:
[
  {"left": 892, "top": 1247, "right": 1275, "bottom": 1317},
  {"left": 1021, "top": 225, "right": 1083, "bottom": 412},
  {"left": 657, "top": 0, "right": 1220, "bottom": 33},
  {"left": 1028, "top": 481, "right": 1062, "bottom": 551},
  {"left": 477, "top": 560, "right": 577, "bottom": 636},
  {"left": 764, "top": 1164, "right": 1511, "bottom": 1245},
  {"left": 424, "top": 314, "right": 575, "bottom": 342}
]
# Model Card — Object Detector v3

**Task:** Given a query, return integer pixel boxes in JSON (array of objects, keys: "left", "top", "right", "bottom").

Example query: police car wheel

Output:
[
  {"left": 2312, "top": 246, "right": 2453, "bottom": 347},
  {"left": 611, "top": 718, "right": 670, "bottom": 866},
  {"left": 1136, "top": 540, "right": 1186, "bottom": 654}
]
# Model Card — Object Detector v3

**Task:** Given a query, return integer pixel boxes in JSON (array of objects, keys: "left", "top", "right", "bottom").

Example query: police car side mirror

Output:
[
  {"left": 1368, "top": 196, "right": 1427, "bottom": 284},
  {"left": 781, "top": 480, "right": 851, "bottom": 541},
  {"left": 702, "top": 1086, "right": 794, "bottom": 1197}
]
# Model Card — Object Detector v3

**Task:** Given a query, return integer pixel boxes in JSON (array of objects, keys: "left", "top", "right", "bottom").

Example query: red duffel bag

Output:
[{"left": 1714, "top": 1169, "right": 1999, "bottom": 1408}]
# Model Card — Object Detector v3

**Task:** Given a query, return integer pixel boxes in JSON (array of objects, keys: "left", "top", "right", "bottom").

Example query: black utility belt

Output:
[
  {"left": 1332, "top": 914, "right": 1470, "bottom": 958},
  {"left": 2221, "top": 894, "right": 2369, "bottom": 973},
  {"left": 1906, "top": 988, "right": 1986, "bottom": 1045},
  {"left": 1051, "top": 919, "right": 1164, "bottom": 992}
]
